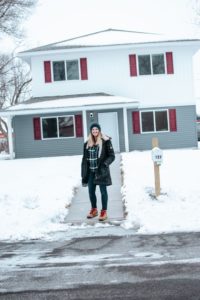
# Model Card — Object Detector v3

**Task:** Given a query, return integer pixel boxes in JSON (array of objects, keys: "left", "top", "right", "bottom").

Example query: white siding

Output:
[{"left": 31, "top": 44, "right": 198, "bottom": 107}]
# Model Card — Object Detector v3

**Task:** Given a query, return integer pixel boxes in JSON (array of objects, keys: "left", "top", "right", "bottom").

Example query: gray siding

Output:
[
  {"left": 13, "top": 112, "right": 84, "bottom": 158},
  {"left": 127, "top": 105, "right": 198, "bottom": 151},
  {"left": 13, "top": 105, "right": 197, "bottom": 158},
  {"left": 13, "top": 108, "right": 126, "bottom": 158}
]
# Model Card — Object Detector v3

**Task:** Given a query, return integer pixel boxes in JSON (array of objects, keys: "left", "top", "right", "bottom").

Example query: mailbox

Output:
[{"left": 151, "top": 147, "right": 163, "bottom": 165}]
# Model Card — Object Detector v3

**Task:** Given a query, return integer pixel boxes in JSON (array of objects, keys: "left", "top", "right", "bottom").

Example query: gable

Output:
[{"left": 19, "top": 29, "right": 200, "bottom": 56}]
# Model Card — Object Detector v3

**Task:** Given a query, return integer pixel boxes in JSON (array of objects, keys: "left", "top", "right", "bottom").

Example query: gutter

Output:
[{"left": 18, "top": 40, "right": 200, "bottom": 58}]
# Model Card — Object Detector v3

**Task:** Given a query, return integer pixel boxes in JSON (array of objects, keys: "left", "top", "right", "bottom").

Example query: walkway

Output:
[{"left": 64, "top": 154, "right": 124, "bottom": 225}]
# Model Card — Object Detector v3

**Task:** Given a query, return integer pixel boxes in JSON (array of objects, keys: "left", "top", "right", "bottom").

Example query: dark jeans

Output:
[{"left": 88, "top": 171, "right": 108, "bottom": 210}]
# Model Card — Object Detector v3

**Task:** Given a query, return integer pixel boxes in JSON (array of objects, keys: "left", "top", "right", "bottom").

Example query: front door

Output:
[{"left": 98, "top": 112, "right": 120, "bottom": 152}]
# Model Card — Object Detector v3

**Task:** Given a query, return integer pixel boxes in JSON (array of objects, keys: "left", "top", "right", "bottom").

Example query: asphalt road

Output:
[
  {"left": 2, "top": 281, "right": 200, "bottom": 300},
  {"left": 1, "top": 227, "right": 200, "bottom": 299}
]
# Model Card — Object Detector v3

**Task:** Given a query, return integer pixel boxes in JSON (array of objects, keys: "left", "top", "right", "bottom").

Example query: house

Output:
[{"left": 0, "top": 28, "right": 200, "bottom": 159}]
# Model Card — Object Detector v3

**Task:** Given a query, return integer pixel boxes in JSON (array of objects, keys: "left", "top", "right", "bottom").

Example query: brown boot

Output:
[
  {"left": 99, "top": 210, "right": 107, "bottom": 221},
  {"left": 87, "top": 208, "right": 98, "bottom": 219}
]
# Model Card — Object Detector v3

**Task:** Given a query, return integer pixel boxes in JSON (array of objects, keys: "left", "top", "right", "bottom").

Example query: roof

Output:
[
  {"left": 19, "top": 28, "right": 200, "bottom": 54},
  {"left": 0, "top": 93, "right": 139, "bottom": 117}
]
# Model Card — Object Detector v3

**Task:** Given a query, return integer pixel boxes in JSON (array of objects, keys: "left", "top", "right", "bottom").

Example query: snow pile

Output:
[
  {"left": 0, "top": 156, "right": 81, "bottom": 240},
  {"left": 121, "top": 148, "right": 200, "bottom": 234}
]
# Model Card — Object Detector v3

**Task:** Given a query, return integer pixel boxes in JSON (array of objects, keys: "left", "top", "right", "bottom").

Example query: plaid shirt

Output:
[{"left": 87, "top": 145, "right": 99, "bottom": 172}]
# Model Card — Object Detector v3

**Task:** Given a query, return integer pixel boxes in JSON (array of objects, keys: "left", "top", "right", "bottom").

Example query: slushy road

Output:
[{"left": 1, "top": 227, "right": 200, "bottom": 299}]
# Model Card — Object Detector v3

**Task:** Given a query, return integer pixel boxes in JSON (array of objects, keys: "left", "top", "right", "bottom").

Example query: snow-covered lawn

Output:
[
  {"left": 0, "top": 155, "right": 81, "bottom": 240},
  {"left": 121, "top": 147, "right": 200, "bottom": 234},
  {"left": 0, "top": 146, "right": 200, "bottom": 241}
]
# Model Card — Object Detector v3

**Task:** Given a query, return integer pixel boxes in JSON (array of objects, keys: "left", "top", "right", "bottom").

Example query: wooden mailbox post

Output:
[{"left": 151, "top": 137, "right": 163, "bottom": 197}]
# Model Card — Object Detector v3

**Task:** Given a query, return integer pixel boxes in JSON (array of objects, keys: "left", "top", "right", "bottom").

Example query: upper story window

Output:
[
  {"left": 138, "top": 55, "right": 151, "bottom": 75},
  {"left": 44, "top": 58, "right": 88, "bottom": 83},
  {"left": 66, "top": 60, "right": 79, "bottom": 80},
  {"left": 152, "top": 54, "right": 165, "bottom": 74},
  {"left": 138, "top": 54, "right": 165, "bottom": 76},
  {"left": 141, "top": 110, "right": 168, "bottom": 133},
  {"left": 53, "top": 60, "right": 79, "bottom": 81},
  {"left": 53, "top": 61, "right": 66, "bottom": 81},
  {"left": 129, "top": 52, "right": 174, "bottom": 77}
]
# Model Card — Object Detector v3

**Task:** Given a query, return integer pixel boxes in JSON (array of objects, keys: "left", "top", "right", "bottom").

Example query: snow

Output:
[
  {"left": 0, "top": 146, "right": 200, "bottom": 241},
  {"left": 0, "top": 155, "right": 81, "bottom": 240},
  {"left": 5, "top": 94, "right": 192, "bottom": 116},
  {"left": 26, "top": 29, "right": 200, "bottom": 51},
  {"left": 121, "top": 147, "right": 200, "bottom": 234},
  {"left": 7, "top": 95, "right": 138, "bottom": 112},
  {"left": 48, "top": 30, "right": 164, "bottom": 47}
]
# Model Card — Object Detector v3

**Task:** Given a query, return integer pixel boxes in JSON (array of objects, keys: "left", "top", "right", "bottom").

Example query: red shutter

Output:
[
  {"left": 80, "top": 58, "right": 88, "bottom": 80},
  {"left": 129, "top": 54, "right": 137, "bottom": 76},
  {"left": 166, "top": 52, "right": 174, "bottom": 74},
  {"left": 169, "top": 109, "right": 177, "bottom": 131},
  {"left": 33, "top": 118, "right": 41, "bottom": 140},
  {"left": 75, "top": 115, "right": 83, "bottom": 137},
  {"left": 44, "top": 61, "right": 52, "bottom": 83},
  {"left": 132, "top": 111, "right": 140, "bottom": 134}
]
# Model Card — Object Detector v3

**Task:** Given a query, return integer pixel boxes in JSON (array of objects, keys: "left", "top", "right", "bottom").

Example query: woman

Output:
[{"left": 81, "top": 123, "right": 115, "bottom": 221}]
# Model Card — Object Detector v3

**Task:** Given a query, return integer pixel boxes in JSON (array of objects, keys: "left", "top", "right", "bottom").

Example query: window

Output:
[
  {"left": 42, "top": 118, "right": 57, "bottom": 138},
  {"left": 155, "top": 111, "right": 168, "bottom": 131},
  {"left": 44, "top": 58, "right": 88, "bottom": 83},
  {"left": 52, "top": 60, "right": 79, "bottom": 81},
  {"left": 42, "top": 116, "right": 75, "bottom": 139},
  {"left": 53, "top": 61, "right": 65, "bottom": 81},
  {"left": 138, "top": 55, "right": 151, "bottom": 75},
  {"left": 141, "top": 110, "right": 168, "bottom": 133},
  {"left": 66, "top": 60, "right": 79, "bottom": 80},
  {"left": 152, "top": 54, "right": 165, "bottom": 74},
  {"left": 59, "top": 116, "right": 74, "bottom": 137},
  {"left": 138, "top": 53, "right": 165, "bottom": 76},
  {"left": 141, "top": 111, "right": 154, "bottom": 132}
]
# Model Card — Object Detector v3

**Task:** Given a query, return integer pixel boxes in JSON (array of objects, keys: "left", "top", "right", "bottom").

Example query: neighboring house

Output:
[
  {"left": 0, "top": 28, "right": 200, "bottom": 158},
  {"left": 0, "top": 132, "right": 8, "bottom": 153}
]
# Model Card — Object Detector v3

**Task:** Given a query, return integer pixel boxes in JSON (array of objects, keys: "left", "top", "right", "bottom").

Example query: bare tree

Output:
[
  {"left": 0, "top": 54, "right": 32, "bottom": 136},
  {"left": 0, "top": 0, "right": 37, "bottom": 149},
  {"left": 0, "top": 0, "right": 38, "bottom": 38},
  {"left": 191, "top": 0, "right": 200, "bottom": 24}
]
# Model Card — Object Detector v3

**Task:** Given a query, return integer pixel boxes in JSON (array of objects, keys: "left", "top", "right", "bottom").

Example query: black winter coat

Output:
[{"left": 81, "top": 137, "right": 115, "bottom": 186}]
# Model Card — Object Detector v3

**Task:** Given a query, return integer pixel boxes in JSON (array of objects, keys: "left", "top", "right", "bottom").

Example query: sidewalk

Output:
[{"left": 64, "top": 154, "right": 124, "bottom": 225}]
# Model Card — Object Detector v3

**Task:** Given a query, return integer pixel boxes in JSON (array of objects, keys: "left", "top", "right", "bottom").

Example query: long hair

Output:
[{"left": 87, "top": 131, "right": 102, "bottom": 147}]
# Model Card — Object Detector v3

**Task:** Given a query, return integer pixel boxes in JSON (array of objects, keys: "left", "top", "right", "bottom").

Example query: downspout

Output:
[
  {"left": 123, "top": 107, "right": 129, "bottom": 152},
  {"left": 7, "top": 115, "right": 15, "bottom": 159}
]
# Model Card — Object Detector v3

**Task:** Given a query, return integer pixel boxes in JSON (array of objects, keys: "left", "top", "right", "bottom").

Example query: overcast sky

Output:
[{"left": 1, "top": 0, "right": 200, "bottom": 52}]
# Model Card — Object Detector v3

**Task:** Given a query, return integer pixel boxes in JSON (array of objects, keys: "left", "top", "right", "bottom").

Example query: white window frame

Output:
[
  {"left": 52, "top": 59, "right": 80, "bottom": 82},
  {"left": 41, "top": 115, "right": 75, "bottom": 140},
  {"left": 137, "top": 53, "right": 166, "bottom": 76},
  {"left": 140, "top": 109, "right": 169, "bottom": 133}
]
